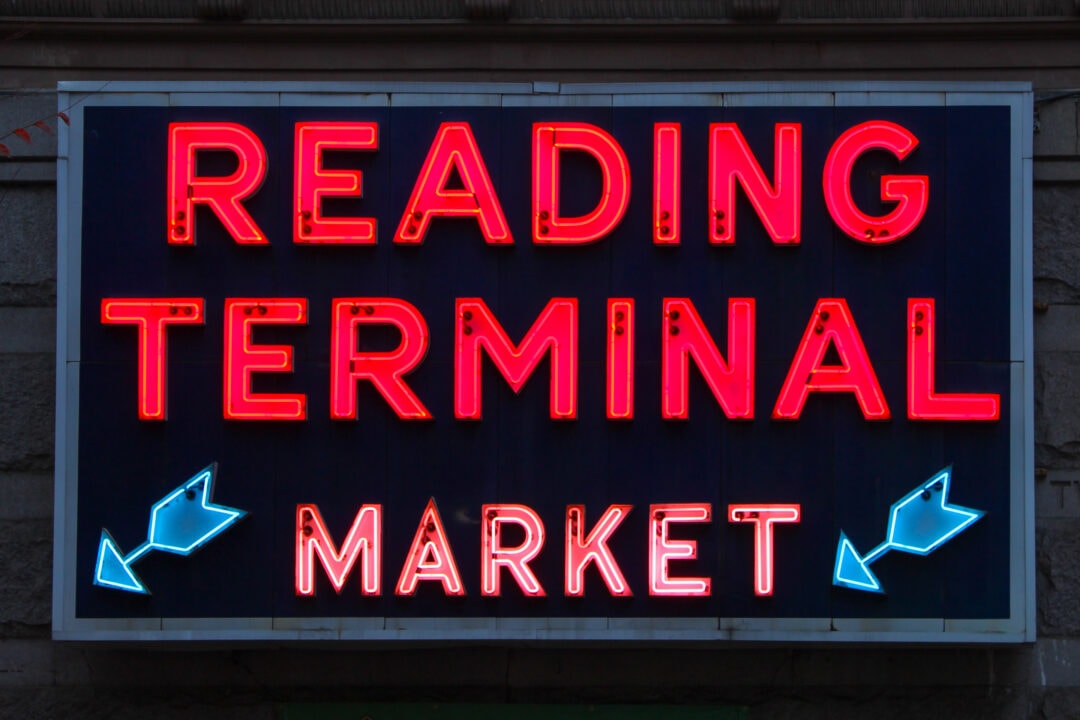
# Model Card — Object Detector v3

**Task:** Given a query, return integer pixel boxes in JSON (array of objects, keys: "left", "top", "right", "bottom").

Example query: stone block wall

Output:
[{"left": 1, "top": 51, "right": 1080, "bottom": 720}]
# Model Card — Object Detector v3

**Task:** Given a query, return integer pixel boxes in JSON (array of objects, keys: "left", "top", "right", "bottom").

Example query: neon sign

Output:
[
  {"left": 833, "top": 467, "right": 984, "bottom": 593},
  {"left": 159, "top": 118, "right": 943, "bottom": 249},
  {"left": 291, "top": 501, "right": 806, "bottom": 598},
  {"left": 102, "top": 295, "right": 992, "bottom": 423},
  {"left": 294, "top": 122, "right": 379, "bottom": 245},
  {"left": 58, "top": 83, "right": 1031, "bottom": 643},
  {"left": 94, "top": 465, "right": 246, "bottom": 594}
]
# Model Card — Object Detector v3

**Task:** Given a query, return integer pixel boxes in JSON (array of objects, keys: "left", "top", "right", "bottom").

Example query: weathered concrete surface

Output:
[
  {"left": 1035, "top": 186, "right": 1080, "bottom": 305},
  {"left": 0, "top": 308, "right": 55, "bottom": 354},
  {"left": 1038, "top": 522, "right": 1080, "bottom": 637},
  {"left": 1036, "top": 305, "right": 1080, "bottom": 353},
  {"left": 1035, "top": 95, "right": 1080, "bottom": 158},
  {"left": 1037, "top": 688, "right": 1080, "bottom": 719},
  {"left": 0, "top": 473, "right": 52, "bottom": 520},
  {"left": 0, "top": 354, "right": 53, "bottom": 472},
  {"left": 1035, "top": 351, "right": 1080, "bottom": 467},
  {"left": 0, "top": 521, "right": 51, "bottom": 636}
]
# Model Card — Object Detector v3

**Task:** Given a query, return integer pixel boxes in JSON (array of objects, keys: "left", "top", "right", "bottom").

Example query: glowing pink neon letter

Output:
[
  {"left": 395, "top": 498, "right": 465, "bottom": 596},
  {"left": 649, "top": 503, "right": 711, "bottom": 597},
  {"left": 565, "top": 504, "right": 632, "bottom": 597},
  {"left": 295, "top": 504, "right": 381, "bottom": 596},
  {"left": 481, "top": 504, "right": 546, "bottom": 597},
  {"left": 728, "top": 504, "right": 800, "bottom": 597}
]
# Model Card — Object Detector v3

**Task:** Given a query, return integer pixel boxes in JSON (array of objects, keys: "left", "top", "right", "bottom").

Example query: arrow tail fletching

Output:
[
  {"left": 147, "top": 464, "right": 247, "bottom": 555},
  {"left": 885, "top": 467, "right": 984, "bottom": 556}
]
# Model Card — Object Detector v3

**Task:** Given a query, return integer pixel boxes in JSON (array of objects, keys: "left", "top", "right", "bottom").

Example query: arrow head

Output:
[
  {"left": 93, "top": 531, "right": 148, "bottom": 594},
  {"left": 833, "top": 532, "right": 884, "bottom": 593},
  {"left": 146, "top": 464, "right": 247, "bottom": 555},
  {"left": 885, "top": 466, "right": 984, "bottom": 556}
]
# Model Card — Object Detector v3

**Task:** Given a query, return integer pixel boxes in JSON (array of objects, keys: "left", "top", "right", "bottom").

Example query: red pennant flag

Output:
[
  {"left": 13, "top": 128, "right": 30, "bottom": 144},
  {"left": 0, "top": 144, "right": 10, "bottom": 157},
  {"left": 32, "top": 120, "right": 54, "bottom": 135},
  {"left": 57, "top": 112, "right": 70, "bottom": 125}
]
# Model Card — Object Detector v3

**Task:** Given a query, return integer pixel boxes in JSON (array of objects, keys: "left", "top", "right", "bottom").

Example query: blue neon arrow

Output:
[
  {"left": 833, "top": 466, "right": 984, "bottom": 593},
  {"left": 93, "top": 463, "right": 246, "bottom": 594}
]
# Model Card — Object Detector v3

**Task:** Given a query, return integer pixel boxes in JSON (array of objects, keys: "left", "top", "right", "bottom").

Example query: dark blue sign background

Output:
[{"left": 74, "top": 103, "right": 1012, "bottom": 623}]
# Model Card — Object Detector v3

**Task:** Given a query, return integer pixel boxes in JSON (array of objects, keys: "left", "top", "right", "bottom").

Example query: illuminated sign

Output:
[
  {"left": 54, "top": 82, "right": 1034, "bottom": 642},
  {"left": 832, "top": 466, "right": 983, "bottom": 593},
  {"left": 93, "top": 464, "right": 246, "bottom": 594}
]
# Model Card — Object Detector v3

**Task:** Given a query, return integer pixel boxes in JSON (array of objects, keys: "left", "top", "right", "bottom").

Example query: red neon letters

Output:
[
  {"left": 101, "top": 298, "right": 205, "bottom": 420},
  {"left": 167, "top": 122, "right": 268, "bottom": 245},
  {"left": 709, "top": 123, "right": 801, "bottom": 245},
  {"left": 294, "top": 122, "right": 378, "bottom": 244},
  {"left": 823, "top": 120, "right": 929, "bottom": 244},
  {"left": 533, "top": 122, "right": 630, "bottom": 244},
  {"left": 773, "top": 298, "right": 890, "bottom": 420},
  {"left": 728, "top": 504, "right": 800, "bottom": 597},
  {"left": 395, "top": 122, "right": 512, "bottom": 245},
  {"left": 165, "top": 118, "right": 933, "bottom": 245},
  {"left": 662, "top": 298, "right": 755, "bottom": 420},
  {"left": 224, "top": 298, "right": 308, "bottom": 420},
  {"left": 907, "top": 298, "right": 1000, "bottom": 421},
  {"left": 653, "top": 122, "right": 681, "bottom": 245},
  {"left": 112, "top": 296, "right": 999, "bottom": 423},
  {"left": 455, "top": 298, "right": 578, "bottom": 420},
  {"left": 330, "top": 298, "right": 432, "bottom": 420},
  {"left": 606, "top": 298, "right": 635, "bottom": 420}
]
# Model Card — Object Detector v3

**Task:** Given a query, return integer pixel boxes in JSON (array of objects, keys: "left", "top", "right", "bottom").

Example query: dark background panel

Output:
[
  {"left": 943, "top": 105, "right": 1013, "bottom": 362},
  {"left": 76, "top": 103, "right": 1016, "bottom": 624}
]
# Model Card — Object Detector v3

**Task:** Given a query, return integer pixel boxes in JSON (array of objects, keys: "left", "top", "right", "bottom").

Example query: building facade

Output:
[{"left": 1, "top": 1, "right": 1080, "bottom": 717}]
